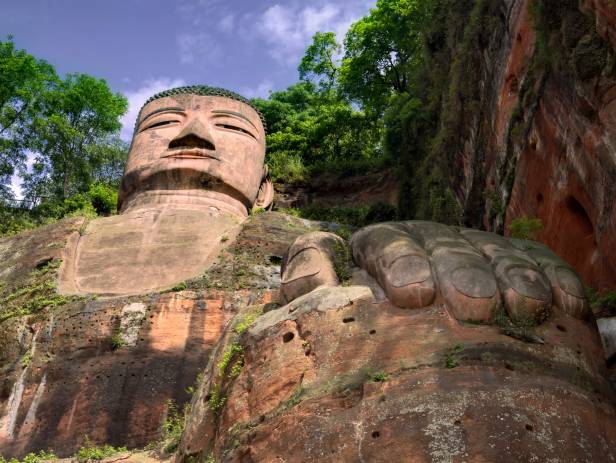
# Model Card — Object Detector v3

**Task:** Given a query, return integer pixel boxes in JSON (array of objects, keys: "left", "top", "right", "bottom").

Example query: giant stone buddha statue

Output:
[
  {"left": 42, "top": 85, "right": 614, "bottom": 461},
  {"left": 59, "top": 86, "right": 273, "bottom": 295},
  {"left": 62, "top": 86, "right": 587, "bottom": 322},
  {"left": 59, "top": 84, "right": 588, "bottom": 323}
]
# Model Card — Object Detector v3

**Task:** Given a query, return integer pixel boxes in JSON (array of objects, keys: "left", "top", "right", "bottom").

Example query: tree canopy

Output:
[
  {"left": 23, "top": 73, "right": 127, "bottom": 202},
  {"left": 0, "top": 37, "right": 57, "bottom": 200},
  {"left": 0, "top": 37, "right": 127, "bottom": 235},
  {"left": 338, "top": 0, "right": 435, "bottom": 114},
  {"left": 2, "top": 0, "right": 470, "bottom": 236}
]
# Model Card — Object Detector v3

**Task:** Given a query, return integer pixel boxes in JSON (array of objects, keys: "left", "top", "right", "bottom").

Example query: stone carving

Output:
[
  {"left": 280, "top": 231, "right": 345, "bottom": 304},
  {"left": 8, "top": 85, "right": 608, "bottom": 461},
  {"left": 59, "top": 86, "right": 274, "bottom": 295},
  {"left": 180, "top": 220, "right": 615, "bottom": 462},
  {"left": 118, "top": 86, "right": 273, "bottom": 217},
  {"left": 281, "top": 221, "right": 588, "bottom": 323}
]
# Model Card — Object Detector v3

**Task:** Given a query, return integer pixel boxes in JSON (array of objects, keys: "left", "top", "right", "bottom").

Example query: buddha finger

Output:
[
  {"left": 351, "top": 223, "right": 435, "bottom": 309},
  {"left": 460, "top": 229, "right": 552, "bottom": 324},
  {"left": 280, "top": 232, "right": 344, "bottom": 304},
  {"left": 509, "top": 238, "right": 589, "bottom": 319},
  {"left": 407, "top": 222, "right": 501, "bottom": 322}
]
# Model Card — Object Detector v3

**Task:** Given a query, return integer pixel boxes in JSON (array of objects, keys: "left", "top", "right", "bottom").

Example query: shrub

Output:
[
  {"left": 110, "top": 333, "right": 125, "bottom": 350},
  {"left": 369, "top": 371, "right": 388, "bottom": 382},
  {"left": 76, "top": 438, "right": 126, "bottom": 462},
  {"left": 87, "top": 182, "right": 117, "bottom": 215},
  {"left": 266, "top": 148, "right": 308, "bottom": 185},
  {"left": 508, "top": 216, "right": 544, "bottom": 240},
  {"left": 0, "top": 450, "right": 57, "bottom": 463},
  {"left": 586, "top": 288, "right": 616, "bottom": 316},
  {"left": 161, "top": 400, "right": 185, "bottom": 453},
  {"left": 170, "top": 281, "right": 188, "bottom": 292}
]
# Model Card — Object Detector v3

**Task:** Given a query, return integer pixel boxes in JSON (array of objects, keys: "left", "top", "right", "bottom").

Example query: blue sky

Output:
[{"left": 2, "top": 0, "right": 375, "bottom": 141}]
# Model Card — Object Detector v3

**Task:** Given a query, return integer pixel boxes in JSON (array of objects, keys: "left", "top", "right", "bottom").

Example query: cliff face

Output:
[
  {"left": 0, "top": 213, "right": 316, "bottom": 458},
  {"left": 448, "top": 0, "right": 616, "bottom": 290},
  {"left": 178, "top": 285, "right": 616, "bottom": 462}
]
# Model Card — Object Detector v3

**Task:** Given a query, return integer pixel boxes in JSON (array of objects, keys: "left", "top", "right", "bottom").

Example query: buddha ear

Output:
[{"left": 253, "top": 165, "right": 274, "bottom": 211}]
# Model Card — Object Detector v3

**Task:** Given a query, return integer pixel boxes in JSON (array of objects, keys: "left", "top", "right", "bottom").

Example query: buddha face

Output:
[{"left": 118, "top": 94, "right": 267, "bottom": 213}]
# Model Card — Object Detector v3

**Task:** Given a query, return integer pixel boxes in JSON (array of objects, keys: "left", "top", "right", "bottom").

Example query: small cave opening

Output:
[
  {"left": 565, "top": 196, "right": 594, "bottom": 238},
  {"left": 557, "top": 195, "right": 596, "bottom": 278}
]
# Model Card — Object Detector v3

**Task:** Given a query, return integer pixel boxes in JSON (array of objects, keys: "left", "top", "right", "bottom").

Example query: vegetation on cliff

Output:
[
  {"left": 0, "top": 36, "right": 127, "bottom": 236},
  {"left": 253, "top": 0, "right": 465, "bottom": 223}
]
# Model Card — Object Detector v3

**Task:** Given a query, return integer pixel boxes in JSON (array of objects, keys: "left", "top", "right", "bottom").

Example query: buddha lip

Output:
[{"left": 163, "top": 148, "right": 220, "bottom": 160}]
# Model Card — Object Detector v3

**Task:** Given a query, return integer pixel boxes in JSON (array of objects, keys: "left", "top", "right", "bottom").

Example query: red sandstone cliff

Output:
[
  {"left": 453, "top": 0, "right": 616, "bottom": 290},
  {"left": 0, "top": 213, "right": 316, "bottom": 458}
]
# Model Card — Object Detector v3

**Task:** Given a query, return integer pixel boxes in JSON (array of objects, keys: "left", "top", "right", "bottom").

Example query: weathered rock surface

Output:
[
  {"left": 1, "top": 212, "right": 615, "bottom": 461},
  {"left": 446, "top": 0, "right": 616, "bottom": 291},
  {"left": 275, "top": 169, "right": 398, "bottom": 210},
  {"left": 179, "top": 286, "right": 616, "bottom": 462},
  {"left": 59, "top": 206, "right": 242, "bottom": 296},
  {"left": 0, "top": 212, "right": 317, "bottom": 458}
]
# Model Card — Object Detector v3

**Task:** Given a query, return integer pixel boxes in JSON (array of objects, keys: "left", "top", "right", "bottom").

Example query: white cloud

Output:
[
  {"left": 255, "top": 2, "right": 367, "bottom": 66},
  {"left": 120, "top": 78, "right": 186, "bottom": 141},
  {"left": 240, "top": 80, "right": 274, "bottom": 99}
]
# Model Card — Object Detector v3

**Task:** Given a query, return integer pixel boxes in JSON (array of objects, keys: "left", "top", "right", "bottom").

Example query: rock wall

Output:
[
  {"left": 178, "top": 286, "right": 616, "bottom": 461},
  {"left": 451, "top": 0, "right": 616, "bottom": 290},
  {"left": 0, "top": 213, "right": 318, "bottom": 458},
  {"left": 275, "top": 169, "right": 398, "bottom": 210}
]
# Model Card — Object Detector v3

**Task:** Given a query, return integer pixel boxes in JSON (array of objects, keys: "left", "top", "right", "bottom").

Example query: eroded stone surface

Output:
[
  {"left": 179, "top": 287, "right": 616, "bottom": 462},
  {"left": 59, "top": 206, "right": 242, "bottom": 295},
  {"left": 0, "top": 212, "right": 318, "bottom": 458}
]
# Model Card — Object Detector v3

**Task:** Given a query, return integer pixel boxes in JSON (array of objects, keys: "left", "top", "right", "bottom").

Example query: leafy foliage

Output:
[
  {"left": 339, "top": 0, "right": 436, "bottom": 114},
  {"left": 1, "top": 37, "right": 127, "bottom": 234},
  {"left": 0, "top": 450, "right": 57, "bottom": 463},
  {"left": 299, "top": 32, "right": 341, "bottom": 90},
  {"left": 586, "top": 288, "right": 616, "bottom": 317},
  {"left": 22, "top": 73, "right": 127, "bottom": 202},
  {"left": 76, "top": 438, "right": 127, "bottom": 462},
  {"left": 508, "top": 217, "right": 544, "bottom": 240},
  {"left": 253, "top": 82, "right": 382, "bottom": 184},
  {"left": 0, "top": 37, "right": 57, "bottom": 201},
  {"left": 161, "top": 400, "right": 186, "bottom": 454}
]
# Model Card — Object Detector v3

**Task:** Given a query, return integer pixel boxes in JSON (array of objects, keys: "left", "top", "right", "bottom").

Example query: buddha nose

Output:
[{"left": 168, "top": 118, "right": 216, "bottom": 150}]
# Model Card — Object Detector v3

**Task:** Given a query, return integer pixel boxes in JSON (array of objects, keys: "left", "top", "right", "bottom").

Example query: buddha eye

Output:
[
  {"left": 142, "top": 119, "right": 179, "bottom": 131},
  {"left": 216, "top": 123, "right": 257, "bottom": 140}
]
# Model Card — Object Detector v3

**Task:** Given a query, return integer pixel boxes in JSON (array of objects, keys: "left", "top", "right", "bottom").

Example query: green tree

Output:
[
  {"left": 339, "top": 0, "right": 436, "bottom": 114},
  {"left": 298, "top": 32, "right": 341, "bottom": 90},
  {"left": 253, "top": 82, "right": 382, "bottom": 183},
  {"left": 23, "top": 73, "right": 127, "bottom": 202},
  {"left": 509, "top": 217, "right": 544, "bottom": 240},
  {"left": 88, "top": 135, "right": 129, "bottom": 187},
  {"left": 0, "top": 37, "right": 57, "bottom": 200}
]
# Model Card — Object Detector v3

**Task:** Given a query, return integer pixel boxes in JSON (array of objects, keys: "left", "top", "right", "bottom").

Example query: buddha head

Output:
[{"left": 118, "top": 86, "right": 273, "bottom": 218}]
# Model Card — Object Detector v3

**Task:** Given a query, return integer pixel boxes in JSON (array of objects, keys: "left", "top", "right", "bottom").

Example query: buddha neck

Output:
[{"left": 119, "top": 189, "right": 249, "bottom": 219}]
